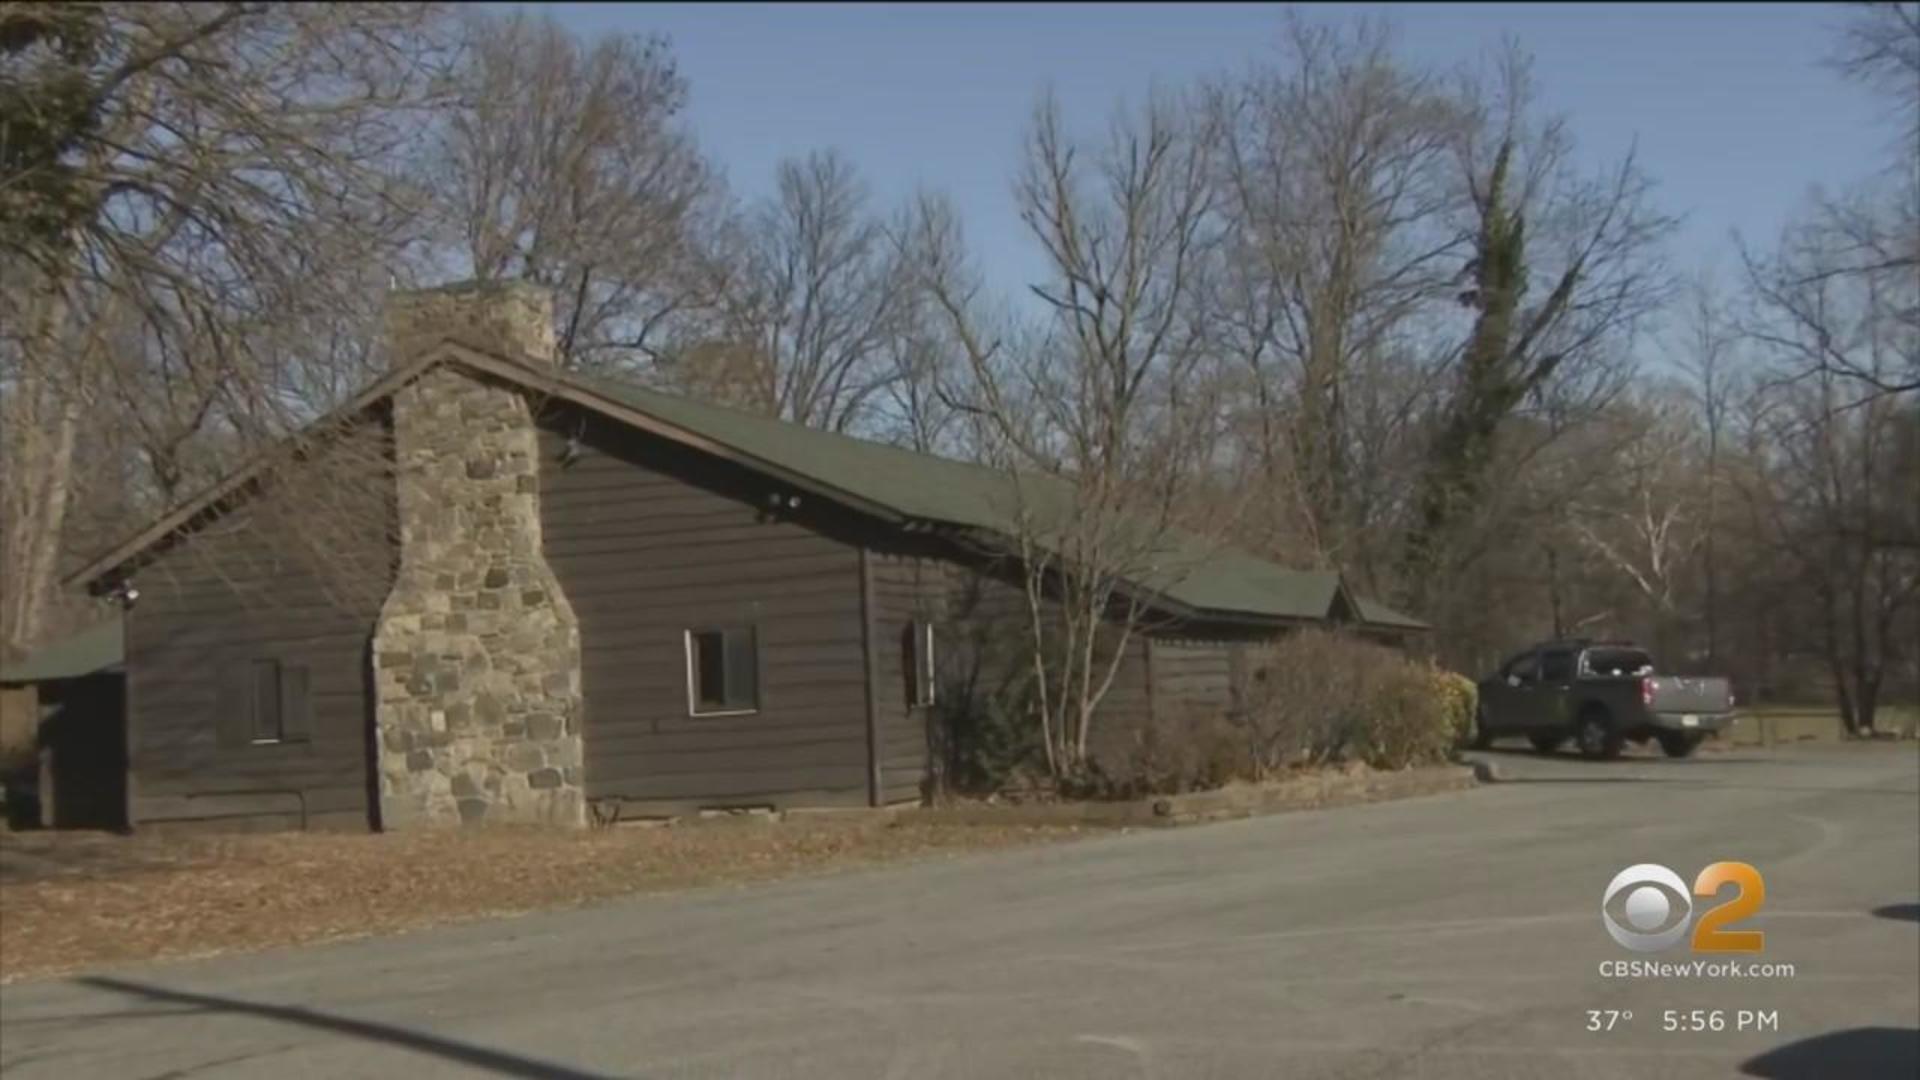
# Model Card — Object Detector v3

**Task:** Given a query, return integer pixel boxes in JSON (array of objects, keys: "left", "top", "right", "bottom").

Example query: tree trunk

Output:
[
  {"left": 1703, "top": 428, "right": 1720, "bottom": 666},
  {"left": 1857, "top": 671, "right": 1881, "bottom": 735},
  {"left": 12, "top": 403, "right": 79, "bottom": 650},
  {"left": 1400, "top": 141, "right": 1528, "bottom": 604},
  {"left": 2, "top": 286, "right": 80, "bottom": 654},
  {"left": 1545, "top": 541, "right": 1566, "bottom": 638}
]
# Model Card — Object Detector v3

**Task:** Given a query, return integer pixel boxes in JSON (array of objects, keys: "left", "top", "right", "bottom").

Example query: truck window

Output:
[
  {"left": 1583, "top": 648, "right": 1654, "bottom": 678},
  {"left": 1540, "top": 649, "right": 1575, "bottom": 683},
  {"left": 1502, "top": 653, "right": 1539, "bottom": 684}
]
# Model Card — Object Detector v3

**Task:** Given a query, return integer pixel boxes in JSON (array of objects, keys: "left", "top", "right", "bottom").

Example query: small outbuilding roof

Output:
[{"left": 0, "top": 618, "right": 123, "bottom": 684}]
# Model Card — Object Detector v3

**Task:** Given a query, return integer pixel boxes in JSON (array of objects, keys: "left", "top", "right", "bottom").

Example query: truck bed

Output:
[{"left": 1647, "top": 675, "right": 1734, "bottom": 717}]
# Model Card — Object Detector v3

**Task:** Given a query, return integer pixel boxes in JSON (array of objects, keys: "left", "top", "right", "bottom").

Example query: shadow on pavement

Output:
[
  {"left": 1871, "top": 902, "right": 1919, "bottom": 923},
  {"left": 1740, "top": 1027, "right": 1919, "bottom": 1078},
  {"left": 1475, "top": 747, "right": 1776, "bottom": 766},
  {"left": 1493, "top": 777, "right": 1676, "bottom": 785},
  {"left": 1473, "top": 748, "right": 1585, "bottom": 761},
  {"left": 77, "top": 977, "right": 618, "bottom": 1079}
]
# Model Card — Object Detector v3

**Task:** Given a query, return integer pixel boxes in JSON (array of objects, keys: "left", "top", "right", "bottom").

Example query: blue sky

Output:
[{"left": 528, "top": 2, "right": 1888, "bottom": 302}]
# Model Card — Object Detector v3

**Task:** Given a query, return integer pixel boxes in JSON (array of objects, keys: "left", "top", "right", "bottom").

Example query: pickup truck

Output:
[{"left": 1467, "top": 640, "right": 1735, "bottom": 759}]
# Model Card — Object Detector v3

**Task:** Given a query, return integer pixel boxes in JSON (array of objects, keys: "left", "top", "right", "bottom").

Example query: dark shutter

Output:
[
  {"left": 901, "top": 622, "right": 918, "bottom": 705},
  {"left": 724, "top": 627, "right": 758, "bottom": 709},
  {"left": 1225, "top": 644, "right": 1242, "bottom": 716},
  {"left": 252, "top": 659, "right": 283, "bottom": 742},
  {"left": 692, "top": 631, "right": 725, "bottom": 711},
  {"left": 280, "top": 665, "right": 312, "bottom": 743},
  {"left": 216, "top": 659, "right": 252, "bottom": 748}
]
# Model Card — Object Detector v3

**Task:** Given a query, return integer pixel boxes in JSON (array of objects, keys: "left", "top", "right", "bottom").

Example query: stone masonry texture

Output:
[{"left": 372, "top": 282, "right": 585, "bottom": 827}]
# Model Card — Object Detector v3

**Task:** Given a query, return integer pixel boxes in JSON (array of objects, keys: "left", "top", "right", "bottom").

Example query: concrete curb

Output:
[{"left": 906, "top": 764, "right": 1481, "bottom": 830}]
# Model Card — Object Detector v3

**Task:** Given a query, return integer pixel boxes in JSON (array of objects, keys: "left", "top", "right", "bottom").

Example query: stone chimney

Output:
[
  {"left": 383, "top": 279, "right": 559, "bottom": 366},
  {"left": 371, "top": 282, "right": 585, "bottom": 827}
]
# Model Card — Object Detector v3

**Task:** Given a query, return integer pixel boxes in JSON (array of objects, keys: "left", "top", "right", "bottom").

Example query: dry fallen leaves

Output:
[{"left": 0, "top": 818, "right": 1082, "bottom": 982}]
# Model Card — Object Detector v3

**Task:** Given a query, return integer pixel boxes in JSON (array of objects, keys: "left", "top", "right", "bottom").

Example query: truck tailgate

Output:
[{"left": 1650, "top": 675, "right": 1732, "bottom": 715}]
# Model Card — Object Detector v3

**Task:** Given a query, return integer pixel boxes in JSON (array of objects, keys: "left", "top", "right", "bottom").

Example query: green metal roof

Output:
[
  {"left": 1354, "top": 596, "right": 1428, "bottom": 630},
  {"left": 580, "top": 375, "right": 1425, "bottom": 629},
  {"left": 0, "top": 618, "right": 123, "bottom": 683},
  {"left": 61, "top": 343, "right": 1425, "bottom": 634}
]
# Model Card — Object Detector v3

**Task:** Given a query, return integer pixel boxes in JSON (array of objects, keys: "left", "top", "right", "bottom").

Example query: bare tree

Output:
[
  {"left": 1398, "top": 45, "right": 1674, "bottom": 614},
  {"left": 1209, "top": 16, "right": 1463, "bottom": 568},
  {"left": 426, "top": 9, "right": 724, "bottom": 373},
  {"left": 670, "top": 151, "right": 920, "bottom": 432},
  {"left": 1677, "top": 279, "right": 1738, "bottom": 663},
  {"left": 1566, "top": 388, "right": 1706, "bottom": 658},
  {"left": 909, "top": 94, "right": 1231, "bottom": 782},
  {"left": 869, "top": 283, "right": 962, "bottom": 453},
  {"left": 1831, "top": 1, "right": 1920, "bottom": 161},
  {"left": 1743, "top": 183, "right": 1919, "bottom": 398},
  {"left": 1737, "top": 373, "right": 1918, "bottom": 733},
  {"left": 0, "top": 2, "right": 450, "bottom": 651},
  {"left": 1737, "top": 165, "right": 1920, "bottom": 729},
  {"left": 1758, "top": 3, "right": 1920, "bottom": 400}
]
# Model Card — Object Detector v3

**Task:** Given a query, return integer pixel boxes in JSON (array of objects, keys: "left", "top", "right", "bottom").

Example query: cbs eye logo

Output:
[{"left": 1602, "top": 862, "right": 1766, "bottom": 953}]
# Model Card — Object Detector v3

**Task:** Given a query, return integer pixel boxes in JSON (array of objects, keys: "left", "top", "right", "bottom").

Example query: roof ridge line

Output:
[{"left": 573, "top": 370, "right": 1060, "bottom": 487}]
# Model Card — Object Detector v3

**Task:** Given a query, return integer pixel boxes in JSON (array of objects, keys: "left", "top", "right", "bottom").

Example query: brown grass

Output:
[{"left": 0, "top": 817, "right": 1083, "bottom": 982}]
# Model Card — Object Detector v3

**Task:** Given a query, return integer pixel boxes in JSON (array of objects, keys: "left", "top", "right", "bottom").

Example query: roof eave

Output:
[
  {"left": 66, "top": 341, "right": 915, "bottom": 592},
  {"left": 65, "top": 354, "right": 433, "bottom": 591}
]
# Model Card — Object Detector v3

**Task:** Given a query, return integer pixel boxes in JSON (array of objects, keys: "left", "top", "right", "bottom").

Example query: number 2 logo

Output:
[
  {"left": 1691, "top": 862, "right": 1765, "bottom": 953},
  {"left": 1602, "top": 861, "right": 1766, "bottom": 953}
]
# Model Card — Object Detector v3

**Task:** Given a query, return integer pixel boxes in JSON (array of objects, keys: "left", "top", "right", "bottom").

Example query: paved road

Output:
[{"left": 3, "top": 744, "right": 1916, "bottom": 1079}]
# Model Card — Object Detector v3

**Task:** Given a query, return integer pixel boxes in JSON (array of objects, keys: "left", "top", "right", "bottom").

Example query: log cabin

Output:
[{"left": 61, "top": 281, "right": 1424, "bottom": 830}]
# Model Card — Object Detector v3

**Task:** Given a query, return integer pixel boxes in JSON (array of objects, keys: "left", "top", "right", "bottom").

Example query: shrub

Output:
[
  {"left": 1108, "top": 704, "right": 1253, "bottom": 798},
  {"left": 1428, "top": 667, "right": 1479, "bottom": 748},
  {"left": 1239, "top": 630, "right": 1462, "bottom": 772},
  {"left": 934, "top": 622, "right": 1467, "bottom": 800},
  {"left": 930, "top": 669, "right": 1044, "bottom": 798},
  {"left": 1239, "top": 629, "right": 1389, "bottom": 771},
  {"left": 1352, "top": 662, "right": 1456, "bottom": 769}
]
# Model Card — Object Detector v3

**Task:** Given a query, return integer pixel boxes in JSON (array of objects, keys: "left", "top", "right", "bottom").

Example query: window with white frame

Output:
[{"left": 685, "top": 626, "right": 759, "bottom": 715}]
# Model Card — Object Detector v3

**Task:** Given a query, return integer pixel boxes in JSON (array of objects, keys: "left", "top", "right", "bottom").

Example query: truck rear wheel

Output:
[
  {"left": 1658, "top": 732, "right": 1704, "bottom": 759},
  {"left": 1577, "top": 708, "right": 1623, "bottom": 761}
]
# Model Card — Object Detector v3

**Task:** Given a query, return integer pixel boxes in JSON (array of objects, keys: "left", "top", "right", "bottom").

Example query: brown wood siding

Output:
[
  {"left": 537, "top": 406, "right": 872, "bottom": 812},
  {"left": 1083, "top": 636, "right": 1154, "bottom": 773},
  {"left": 124, "top": 421, "right": 395, "bottom": 831},
  {"left": 1148, "top": 639, "right": 1236, "bottom": 718},
  {"left": 903, "top": 548, "right": 1155, "bottom": 782},
  {"left": 865, "top": 551, "right": 952, "bottom": 804}
]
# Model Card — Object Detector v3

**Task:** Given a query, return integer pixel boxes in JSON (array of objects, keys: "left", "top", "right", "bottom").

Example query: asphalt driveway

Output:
[{"left": 2, "top": 743, "right": 1916, "bottom": 1079}]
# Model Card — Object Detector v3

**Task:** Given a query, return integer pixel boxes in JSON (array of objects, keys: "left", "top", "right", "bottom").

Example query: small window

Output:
[
  {"left": 686, "top": 627, "right": 758, "bottom": 715},
  {"left": 1584, "top": 648, "right": 1653, "bottom": 678},
  {"left": 905, "top": 620, "right": 936, "bottom": 707},
  {"left": 225, "top": 658, "right": 310, "bottom": 747},
  {"left": 1540, "top": 649, "right": 1576, "bottom": 684}
]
